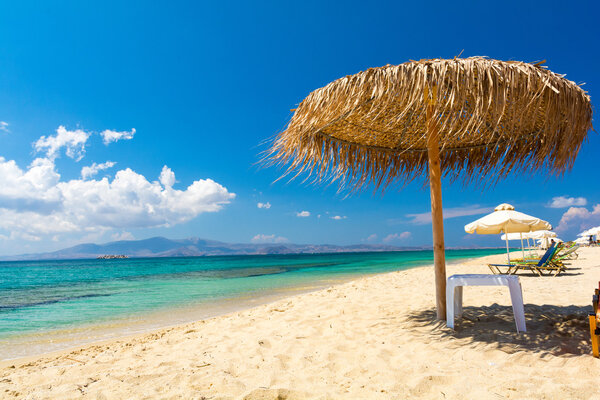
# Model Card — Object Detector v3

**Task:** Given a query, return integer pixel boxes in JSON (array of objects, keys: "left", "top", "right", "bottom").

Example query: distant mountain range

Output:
[{"left": 0, "top": 236, "right": 429, "bottom": 261}]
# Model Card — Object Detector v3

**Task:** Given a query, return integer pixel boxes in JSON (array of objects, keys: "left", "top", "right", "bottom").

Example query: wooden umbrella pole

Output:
[
  {"left": 505, "top": 233, "right": 511, "bottom": 263},
  {"left": 425, "top": 85, "right": 447, "bottom": 320}
]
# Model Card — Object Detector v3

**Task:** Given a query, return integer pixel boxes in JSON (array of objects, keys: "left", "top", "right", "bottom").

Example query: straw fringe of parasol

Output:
[{"left": 265, "top": 57, "right": 593, "bottom": 191}]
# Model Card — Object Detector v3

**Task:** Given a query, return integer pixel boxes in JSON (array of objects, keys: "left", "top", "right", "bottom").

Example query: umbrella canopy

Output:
[
  {"left": 465, "top": 203, "right": 551, "bottom": 234},
  {"left": 501, "top": 229, "right": 556, "bottom": 257},
  {"left": 537, "top": 237, "right": 563, "bottom": 248},
  {"left": 265, "top": 57, "right": 592, "bottom": 320},
  {"left": 500, "top": 230, "right": 556, "bottom": 241},
  {"left": 536, "top": 237, "right": 562, "bottom": 243},
  {"left": 465, "top": 204, "right": 551, "bottom": 262},
  {"left": 575, "top": 237, "right": 589, "bottom": 244},
  {"left": 579, "top": 226, "right": 600, "bottom": 237}
]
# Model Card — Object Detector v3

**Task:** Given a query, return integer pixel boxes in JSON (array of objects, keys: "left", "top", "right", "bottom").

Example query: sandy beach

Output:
[{"left": 1, "top": 248, "right": 599, "bottom": 399}]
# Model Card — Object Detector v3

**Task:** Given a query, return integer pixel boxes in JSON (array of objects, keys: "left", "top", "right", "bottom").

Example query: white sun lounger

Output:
[{"left": 446, "top": 274, "right": 526, "bottom": 333}]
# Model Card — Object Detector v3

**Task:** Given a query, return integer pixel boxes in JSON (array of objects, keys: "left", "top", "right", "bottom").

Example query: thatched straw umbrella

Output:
[{"left": 265, "top": 57, "right": 593, "bottom": 320}]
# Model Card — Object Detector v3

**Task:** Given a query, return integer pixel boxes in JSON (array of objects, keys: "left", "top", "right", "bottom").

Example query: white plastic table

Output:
[{"left": 446, "top": 274, "right": 526, "bottom": 332}]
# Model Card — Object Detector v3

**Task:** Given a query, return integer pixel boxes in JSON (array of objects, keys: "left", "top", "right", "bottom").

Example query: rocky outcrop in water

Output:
[{"left": 96, "top": 255, "right": 129, "bottom": 259}]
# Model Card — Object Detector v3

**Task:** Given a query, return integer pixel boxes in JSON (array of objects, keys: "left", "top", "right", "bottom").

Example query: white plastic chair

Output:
[{"left": 446, "top": 274, "right": 526, "bottom": 332}]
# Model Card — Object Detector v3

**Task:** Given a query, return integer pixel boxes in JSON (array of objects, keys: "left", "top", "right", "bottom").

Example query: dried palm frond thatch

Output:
[{"left": 265, "top": 57, "right": 593, "bottom": 191}]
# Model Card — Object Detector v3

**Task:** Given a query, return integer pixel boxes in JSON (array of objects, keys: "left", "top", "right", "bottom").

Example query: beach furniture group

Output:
[
  {"left": 446, "top": 238, "right": 583, "bottom": 331},
  {"left": 465, "top": 204, "right": 552, "bottom": 264},
  {"left": 486, "top": 242, "right": 578, "bottom": 276},
  {"left": 446, "top": 274, "right": 526, "bottom": 332}
]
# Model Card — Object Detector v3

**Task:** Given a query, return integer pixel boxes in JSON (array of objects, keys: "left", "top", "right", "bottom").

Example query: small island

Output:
[{"left": 96, "top": 255, "right": 129, "bottom": 259}]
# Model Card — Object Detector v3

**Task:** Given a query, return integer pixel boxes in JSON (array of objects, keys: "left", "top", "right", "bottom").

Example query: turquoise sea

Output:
[{"left": 0, "top": 249, "right": 505, "bottom": 360}]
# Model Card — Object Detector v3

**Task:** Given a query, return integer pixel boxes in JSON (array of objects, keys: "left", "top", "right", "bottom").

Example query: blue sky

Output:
[{"left": 0, "top": 1, "right": 598, "bottom": 255}]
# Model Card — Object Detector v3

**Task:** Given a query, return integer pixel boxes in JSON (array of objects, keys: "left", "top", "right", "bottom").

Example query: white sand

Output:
[{"left": 2, "top": 248, "right": 599, "bottom": 399}]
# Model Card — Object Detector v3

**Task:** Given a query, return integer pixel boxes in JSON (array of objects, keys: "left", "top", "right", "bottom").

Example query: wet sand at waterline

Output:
[{"left": 2, "top": 248, "right": 599, "bottom": 399}]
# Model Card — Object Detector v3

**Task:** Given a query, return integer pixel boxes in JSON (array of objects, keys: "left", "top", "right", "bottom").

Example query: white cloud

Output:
[
  {"left": 34, "top": 126, "right": 91, "bottom": 161},
  {"left": 548, "top": 196, "right": 587, "bottom": 208},
  {"left": 81, "top": 161, "right": 116, "bottom": 179},
  {"left": 159, "top": 165, "right": 176, "bottom": 188},
  {"left": 19, "top": 232, "right": 42, "bottom": 242},
  {"left": 330, "top": 215, "right": 347, "bottom": 220},
  {"left": 0, "top": 157, "right": 235, "bottom": 239},
  {"left": 0, "top": 121, "right": 9, "bottom": 133},
  {"left": 257, "top": 202, "right": 271, "bottom": 209},
  {"left": 556, "top": 204, "right": 600, "bottom": 232},
  {"left": 100, "top": 128, "right": 135, "bottom": 145},
  {"left": 296, "top": 210, "right": 310, "bottom": 217},
  {"left": 383, "top": 232, "right": 412, "bottom": 242},
  {"left": 251, "top": 234, "right": 289, "bottom": 244},
  {"left": 0, "top": 157, "right": 62, "bottom": 213},
  {"left": 404, "top": 205, "right": 489, "bottom": 225},
  {"left": 110, "top": 231, "right": 134, "bottom": 241},
  {"left": 365, "top": 233, "right": 377, "bottom": 242}
]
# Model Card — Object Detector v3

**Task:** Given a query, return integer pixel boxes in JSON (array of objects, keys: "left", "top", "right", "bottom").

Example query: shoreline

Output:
[
  {"left": 0, "top": 280, "right": 342, "bottom": 365},
  {"left": 0, "top": 270, "right": 395, "bottom": 368},
  {"left": 0, "top": 251, "right": 543, "bottom": 365},
  {"left": 3, "top": 249, "right": 598, "bottom": 399},
  {"left": 1, "top": 265, "right": 433, "bottom": 364},
  {"left": 0, "top": 250, "right": 502, "bottom": 363}
]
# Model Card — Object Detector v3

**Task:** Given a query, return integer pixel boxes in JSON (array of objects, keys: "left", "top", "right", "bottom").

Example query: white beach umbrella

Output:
[
  {"left": 501, "top": 230, "right": 556, "bottom": 256},
  {"left": 501, "top": 232, "right": 528, "bottom": 241},
  {"left": 465, "top": 203, "right": 552, "bottom": 263},
  {"left": 536, "top": 237, "right": 563, "bottom": 248},
  {"left": 536, "top": 236, "right": 562, "bottom": 243},
  {"left": 575, "top": 236, "right": 589, "bottom": 245},
  {"left": 499, "top": 232, "right": 531, "bottom": 258},
  {"left": 500, "top": 230, "right": 556, "bottom": 241},
  {"left": 579, "top": 226, "right": 600, "bottom": 238},
  {"left": 578, "top": 228, "right": 590, "bottom": 237}
]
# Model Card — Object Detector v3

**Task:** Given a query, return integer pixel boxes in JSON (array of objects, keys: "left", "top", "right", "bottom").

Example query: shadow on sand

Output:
[{"left": 406, "top": 303, "right": 592, "bottom": 356}]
